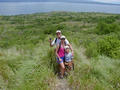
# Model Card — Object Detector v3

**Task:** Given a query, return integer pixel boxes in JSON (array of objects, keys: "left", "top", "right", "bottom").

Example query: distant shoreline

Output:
[{"left": 0, "top": 12, "right": 119, "bottom": 17}]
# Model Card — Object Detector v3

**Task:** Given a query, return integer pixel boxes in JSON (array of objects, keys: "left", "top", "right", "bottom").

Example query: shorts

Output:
[{"left": 57, "top": 56, "right": 65, "bottom": 64}]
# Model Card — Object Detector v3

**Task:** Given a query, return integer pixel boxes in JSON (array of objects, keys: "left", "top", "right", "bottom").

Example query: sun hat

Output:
[
  {"left": 64, "top": 45, "right": 69, "bottom": 49},
  {"left": 61, "top": 35, "right": 66, "bottom": 39},
  {"left": 56, "top": 30, "right": 61, "bottom": 33}
]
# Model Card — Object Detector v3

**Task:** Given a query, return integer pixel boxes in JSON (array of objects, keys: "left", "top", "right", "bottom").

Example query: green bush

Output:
[
  {"left": 56, "top": 24, "right": 66, "bottom": 30},
  {"left": 96, "top": 21, "right": 120, "bottom": 35},
  {"left": 44, "top": 25, "right": 57, "bottom": 35},
  {"left": 97, "top": 36, "right": 120, "bottom": 59},
  {"left": 44, "top": 24, "right": 65, "bottom": 35},
  {"left": 35, "top": 18, "right": 45, "bottom": 26},
  {"left": 102, "top": 16, "right": 116, "bottom": 24},
  {"left": 85, "top": 35, "right": 120, "bottom": 59}
]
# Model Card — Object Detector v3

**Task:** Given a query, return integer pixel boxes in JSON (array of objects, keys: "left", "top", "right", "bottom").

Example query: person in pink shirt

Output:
[{"left": 56, "top": 35, "right": 66, "bottom": 79}]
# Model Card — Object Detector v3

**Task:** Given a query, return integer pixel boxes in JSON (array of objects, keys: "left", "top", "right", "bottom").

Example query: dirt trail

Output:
[{"left": 53, "top": 78, "right": 72, "bottom": 90}]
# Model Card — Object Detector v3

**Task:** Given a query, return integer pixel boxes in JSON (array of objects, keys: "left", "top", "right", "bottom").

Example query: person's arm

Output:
[
  {"left": 71, "top": 53, "right": 74, "bottom": 60},
  {"left": 49, "top": 38, "right": 55, "bottom": 47},
  {"left": 69, "top": 44, "right": 74, "bottom": 55},
  {"left": 56, "top": 45, "right": 62, "bottom": 61},
  {"left": 65, "top": 39, "right": 74, "bottom": 55}
]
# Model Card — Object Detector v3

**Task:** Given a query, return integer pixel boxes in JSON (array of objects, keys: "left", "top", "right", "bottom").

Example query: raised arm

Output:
[{"left": 49, "top": 38, "right": 55, "bottom": 47}]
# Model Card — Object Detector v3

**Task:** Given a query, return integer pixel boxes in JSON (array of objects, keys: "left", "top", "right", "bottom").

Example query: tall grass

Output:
[
  {"left": 0, "top": 42, "right": 57, "bottom": 89},
  {"left": 0, "top": 12, "right": 120, "bottom": 90},
  {"left": 67, "top": 46, "right": 120, "bottom": 90}
]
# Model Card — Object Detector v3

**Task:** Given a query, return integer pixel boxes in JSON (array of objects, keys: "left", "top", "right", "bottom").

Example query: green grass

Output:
[
  {"left": 68, "top": 46, "right": 120, "bottom": 90},
  {"left": 0, "top": 42, "right": 56, "bottom": 90},
  {"left": 0, "top": 12, "right": 120, "bottom": 90}
]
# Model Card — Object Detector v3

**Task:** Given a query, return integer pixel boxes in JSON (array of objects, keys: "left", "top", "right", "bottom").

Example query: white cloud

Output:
[{"left": 93, "top": 0, "right": 120, "bottom": 4}]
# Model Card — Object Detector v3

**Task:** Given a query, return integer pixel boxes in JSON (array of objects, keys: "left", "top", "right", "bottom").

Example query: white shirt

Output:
[
  {"left": 65, "top": 52, "right": 73, "bottom": 62},
  {"left": 51, "top": 38, "right": 69, "bottom": 46}
]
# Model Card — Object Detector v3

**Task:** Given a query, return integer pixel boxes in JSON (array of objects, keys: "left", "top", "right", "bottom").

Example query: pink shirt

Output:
[{"left": 58, "top": 45, "right": 65, "bottom": 57}]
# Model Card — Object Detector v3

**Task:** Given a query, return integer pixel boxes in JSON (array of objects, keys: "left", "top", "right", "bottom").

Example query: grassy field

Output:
[{"left": 0, "top": 12, "right": 120, "bottom": 90}]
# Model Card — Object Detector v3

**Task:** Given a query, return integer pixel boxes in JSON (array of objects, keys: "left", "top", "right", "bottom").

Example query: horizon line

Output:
[{"left": 0, "top": 1, "right": 120, "bottom": 6}]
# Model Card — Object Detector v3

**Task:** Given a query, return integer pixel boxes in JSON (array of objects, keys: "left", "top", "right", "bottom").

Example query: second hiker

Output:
[{"left": 56, "top": 36, "right": 66, "bottom": 79}]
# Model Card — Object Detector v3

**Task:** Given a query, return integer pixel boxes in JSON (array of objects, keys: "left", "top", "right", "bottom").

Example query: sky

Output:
[
  {"left": 93, "top": 0, "right": 120, "bottom": 4},
  {"left": 0, "top": 0, "right": 120, "bottom": 4}
]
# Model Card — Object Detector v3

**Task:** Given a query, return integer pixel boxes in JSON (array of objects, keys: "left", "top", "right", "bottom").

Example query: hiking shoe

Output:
[
  {"left": 59, "top": 75, "right": 64, "bottom": 79},
  {"left": 64, "top": 72, "right": 68, "bottom": 77}
]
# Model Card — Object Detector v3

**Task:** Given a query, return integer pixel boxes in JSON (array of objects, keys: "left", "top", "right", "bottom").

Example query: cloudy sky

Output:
[
  {"left": 0, "top": 0, "right": 120, "bottom": 4},
  {"left": 93, "top": 0, "right": 120, "bottom": 4}
]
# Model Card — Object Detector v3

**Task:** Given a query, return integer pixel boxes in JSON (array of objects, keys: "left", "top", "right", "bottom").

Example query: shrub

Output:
[
  {"left": 96, "top": 21, "right": 120, "bottom": 35},
  {"left": 97, "top": 36, "right": 120, "bottom": 59},
  {"left": 44, "top": 24, "right": 65, "bottom": 35},
  {"left": 103, "top": 16, "right": 116, "bottom": 24},
  {"left": 44, "top": 25, "right": 57, "bottom": 35},
  {"left": 96, "top": 22, "right": 110, "bottom": 34},
  {"left": 35, "top": 18, "right": 45, "bottom": 26},
  {"left": 56, "top": 24, "right": 66, "bottom": 30}
]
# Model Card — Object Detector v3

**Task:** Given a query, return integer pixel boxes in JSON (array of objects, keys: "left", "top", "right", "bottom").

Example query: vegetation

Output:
[{"left": 0, "top": 12, "right": 120, "bottom": 90}]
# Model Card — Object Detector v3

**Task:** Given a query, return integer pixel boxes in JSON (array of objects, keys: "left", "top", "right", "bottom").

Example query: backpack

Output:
[{"left": 55, "top": 38, "right": 57, "bottom": 44}]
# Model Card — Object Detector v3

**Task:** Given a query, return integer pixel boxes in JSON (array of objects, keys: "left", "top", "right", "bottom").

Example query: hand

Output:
[
  {"left": 72, "top": 51, "right": 74, "bottom": 56},
  {"left": 59, "top": 58, "right": 62, "bottom": 61},
  {"left": 49, "top": 38, "right": 52, "bottom": 42},
  {"left": 49, "top": 40, "right": 52, "bottom": 43}
]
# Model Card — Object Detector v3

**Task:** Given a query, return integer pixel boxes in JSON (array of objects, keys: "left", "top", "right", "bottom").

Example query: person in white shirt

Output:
[{"left": 49, "top": 30, "right": 74, "bottom": 55}]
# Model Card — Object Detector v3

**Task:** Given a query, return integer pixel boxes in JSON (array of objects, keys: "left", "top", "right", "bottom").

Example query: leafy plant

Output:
[
  {"left": 96, "top": 21, "right": 120, "bottom": 35},
  {"left": 97, "top": 36, "right": 120, "bottom": 59}
]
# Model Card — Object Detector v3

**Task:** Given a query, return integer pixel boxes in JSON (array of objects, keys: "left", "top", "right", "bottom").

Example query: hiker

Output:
[
  {"left": 65, "top": 45, "right": 73, "bottom": 63},
  {"left": 64, "top": 45, "right": 74, "bottom": 71},
  {"left": 49, "top": 30, "right": 74, "bottom": 55},
  {"left": 56, "top": 35, "right": 66, "bottom": 79}
]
